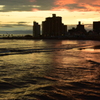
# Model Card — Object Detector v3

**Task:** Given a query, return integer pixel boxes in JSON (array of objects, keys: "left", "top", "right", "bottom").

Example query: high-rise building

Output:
[
  {"left": 42, "top": 14, "right": 67, "bottom": 37},
  {"left": 93, "top": 21, "right": 100, "bottom": 34},
  {"left": 33, "top": 21, "right": 40, "bottom": 37}
]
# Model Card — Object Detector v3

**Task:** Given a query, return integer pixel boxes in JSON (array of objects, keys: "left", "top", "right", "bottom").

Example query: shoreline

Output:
[{"left": 0, "top": 36, "right": 100, "bottom": 41}]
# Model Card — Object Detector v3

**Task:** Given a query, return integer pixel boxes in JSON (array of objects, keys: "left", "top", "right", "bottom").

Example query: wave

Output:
[
  {"left": 87, "top": 60, "right": 100, "bottom": 65},
  {"left": 1, "top": 80, "right": 100, "bottom": 100},
  {"left": 0, "top": 47, "right": 74, "bottom": 56},
  {"left": 0, "top": 44, "right": 92, "bottom": 56}
]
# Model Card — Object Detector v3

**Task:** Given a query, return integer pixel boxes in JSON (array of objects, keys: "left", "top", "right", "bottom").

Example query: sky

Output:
[{"left": 0, "top": 0, "right": 100, "bottom": 33}]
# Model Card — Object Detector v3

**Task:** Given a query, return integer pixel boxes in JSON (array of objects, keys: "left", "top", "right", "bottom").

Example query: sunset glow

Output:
[{"left": 0, "top": 0, "right": 100, "bottom": 32}]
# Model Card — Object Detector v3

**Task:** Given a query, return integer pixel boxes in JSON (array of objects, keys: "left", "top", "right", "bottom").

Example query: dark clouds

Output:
[
  {"left": 0, "top": 0, "right": 54, "bottom": 12},
  {"left": 0, "top": 0, "right": 100, "bottom": 12},
  {"left": 0, "top": 22, "right": 30, "bottom": 28}
]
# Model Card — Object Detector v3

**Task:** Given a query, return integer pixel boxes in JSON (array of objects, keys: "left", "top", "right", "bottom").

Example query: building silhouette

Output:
[
  {"left": 68, "top": 21, "right": 86, "bottom": 35},
  {"left": 76, "top": 21, "right": 86, "bottom": 34},
  {"left": 42, "top": 14, "right": 67, "bottom": 37},
  {"left": 33, "top": 21, "right": 40, "bottom": 37},
  {"left": 76, "top": 21, "right": 84, "bottom": 30},
  {"left": 93, "top": 21, "right": 100, "bottom": 34}
]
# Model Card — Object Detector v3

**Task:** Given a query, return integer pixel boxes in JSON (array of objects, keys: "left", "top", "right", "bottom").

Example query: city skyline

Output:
[
  {"left": 32, "top": 14, "right": 100, "bottom": 39},
  {"left": 0, "top": 14, "right": 100, "bottom": 40},
  {"left": 0, "top": 0, "right": 100, "bottom": 32}
]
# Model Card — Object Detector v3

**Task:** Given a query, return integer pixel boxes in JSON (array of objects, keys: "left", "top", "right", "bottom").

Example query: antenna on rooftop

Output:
[{"left": 52, "top": 14, "right": 56, "bottom": 17}]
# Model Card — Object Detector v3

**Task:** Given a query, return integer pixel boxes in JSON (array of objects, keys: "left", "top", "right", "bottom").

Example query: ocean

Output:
[{"left": 0, "top": 39, "right": 100, "bottom": 100}]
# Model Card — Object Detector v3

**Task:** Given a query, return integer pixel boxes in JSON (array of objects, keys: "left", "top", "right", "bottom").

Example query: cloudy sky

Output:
[{"left": 0, "top": 0, "right": 100, "bottom": 32}]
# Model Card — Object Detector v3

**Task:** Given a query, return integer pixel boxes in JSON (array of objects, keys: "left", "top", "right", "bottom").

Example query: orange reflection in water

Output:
[
  {"left": 81, "top": 48, "right": 100, "bottom": 63},
  {"left": 82, "top": 48, "right": 100, "bottom": 52},
  {"left": 61, "top": 40, "right": 78, "bottom": 45}
]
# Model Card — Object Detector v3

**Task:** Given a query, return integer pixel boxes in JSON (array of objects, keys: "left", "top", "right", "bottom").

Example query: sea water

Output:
[{"left": 0, "top": 39, "right": 100, "bottom": 100}]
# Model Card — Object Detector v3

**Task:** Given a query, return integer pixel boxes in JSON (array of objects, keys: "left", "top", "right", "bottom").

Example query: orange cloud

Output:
[
  {"left": 76, "top": 0, "right": 100, "bottom": 5},
  {"left": 93, "top": 0, "right": 100, "bottom": 5},
  {"left": 53, "top": 0, "right": 100, "bottom": 12},
  {"left": 54, "top": 0, "right": 75, "bottom": 6},
  {"left": 77, "top": 2, "right": 100, "bottom": 11},
  {"left": 32, "top": 8, "right": 39, "bottom": 11}
]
